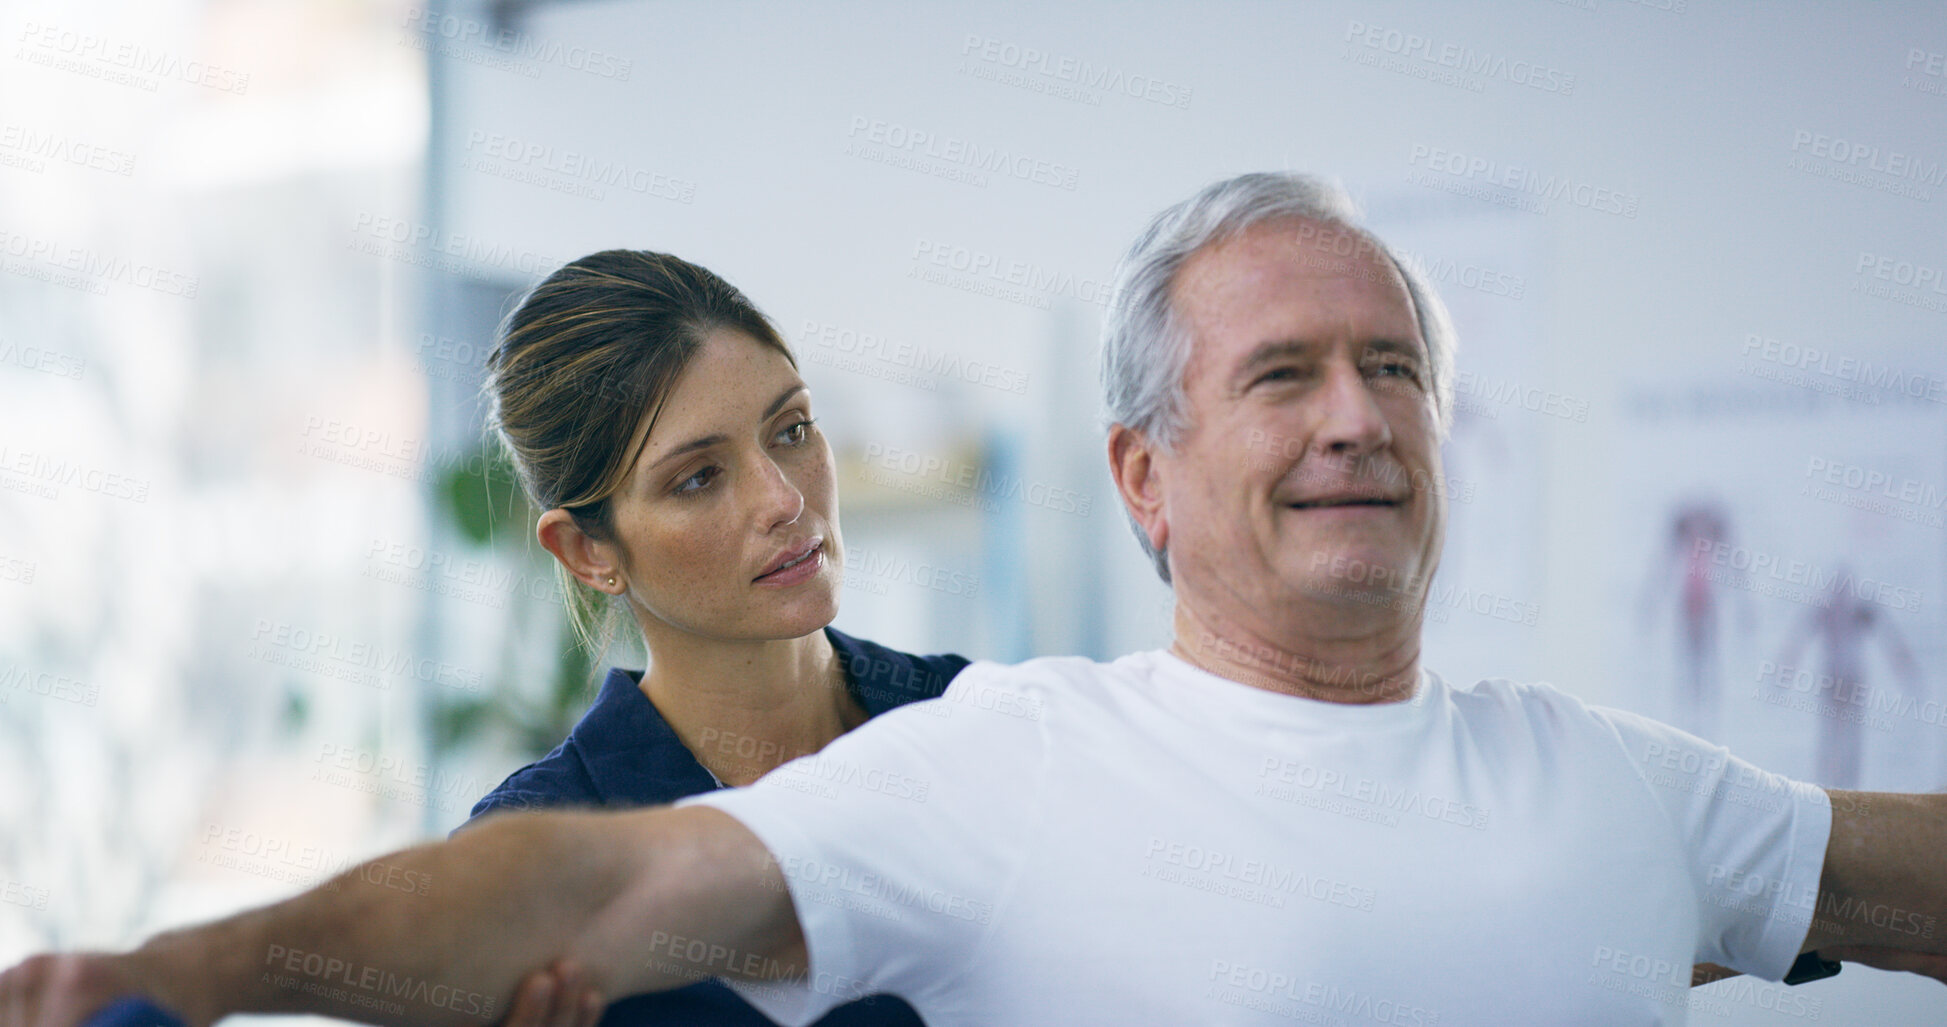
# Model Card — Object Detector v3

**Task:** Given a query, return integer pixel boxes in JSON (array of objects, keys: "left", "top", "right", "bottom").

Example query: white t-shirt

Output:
[{"left": 680, "top": 650, "right": 1832, "bottom": 1026}]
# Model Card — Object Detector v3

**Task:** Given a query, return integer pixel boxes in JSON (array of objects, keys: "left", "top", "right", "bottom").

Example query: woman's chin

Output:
[{"left": 767, "top": 582, "right": 842, "bottom": 637}]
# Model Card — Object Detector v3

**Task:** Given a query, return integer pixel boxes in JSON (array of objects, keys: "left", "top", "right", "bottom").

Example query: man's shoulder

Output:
[
  {"left": 1438, "top": 673, "right": 1635, "bottom": 742},
  {"left": 948, "top": 651, "right": 1136, "bottom": 691},
  {"left": 1442, "top": 674, "right": 1582, "bottom": 709},
  {"left": 932, "top": 650, "right": 1160, "bottom": 714},
  {"left": 1439, "top": 674, "right": 1728, "bottom": 787},
  {"left": 1449, "top": 675, "right": 1703, "bottom": 736}
]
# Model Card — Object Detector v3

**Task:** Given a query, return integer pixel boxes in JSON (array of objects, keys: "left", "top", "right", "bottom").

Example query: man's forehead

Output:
[
  {"left": 1172, "top": 219, "right": 1419, "bottom": 339},
  {"left": 1180, "top": 217, "right": 1400, "bottom": 289}
]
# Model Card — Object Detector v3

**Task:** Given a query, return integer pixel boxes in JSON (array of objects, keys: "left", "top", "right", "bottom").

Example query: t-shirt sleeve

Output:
[
  {"left": 1585, "top": 701, "right": 1832, "bottom": 979},
  {"left": 677, "top": 661, "right": 1052, "bottom": 1025}
]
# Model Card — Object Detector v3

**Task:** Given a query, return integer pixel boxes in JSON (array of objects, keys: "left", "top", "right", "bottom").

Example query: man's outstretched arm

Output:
[
  {"left": 1800, "top": 789, "right": 1947, "bottom": 978},
  {"left": 0, "top": 806, "right": 800, "bottom": 1027},
  {"left": 1695, "top": 790, "right": 1947, "bottom": 989}
]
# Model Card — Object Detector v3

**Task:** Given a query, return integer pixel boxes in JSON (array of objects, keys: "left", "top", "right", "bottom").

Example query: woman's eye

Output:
[
  {"left": 777, "top": 419, "right": 815, "bottom": 445},
  {"left": 674, "top": 466, "right": 718, "bottom": 495}
]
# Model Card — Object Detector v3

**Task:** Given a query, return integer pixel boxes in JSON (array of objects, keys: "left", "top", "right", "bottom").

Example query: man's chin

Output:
[{"left": 1287, "top": 549, "right": 1423, "bottom": 611}]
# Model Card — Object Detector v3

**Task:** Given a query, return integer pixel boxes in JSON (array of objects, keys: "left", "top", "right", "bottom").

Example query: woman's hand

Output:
[
  {"left": 0, "top": 952, "right": 168, "bottom": 1027},
  {"left": 497, "top": 960, "right": 605, "bottom": 1027},
  {"left": 1691, "top": 962, "right": 1739, "bottom": 987}
]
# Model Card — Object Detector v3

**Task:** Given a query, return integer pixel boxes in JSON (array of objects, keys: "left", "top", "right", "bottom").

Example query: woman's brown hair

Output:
[{"left": 484, "top": 249, "right": 795, "bottom": 652}]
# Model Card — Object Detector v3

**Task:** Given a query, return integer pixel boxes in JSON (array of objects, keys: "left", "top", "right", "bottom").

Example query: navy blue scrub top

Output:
[{"left": 460, "top": 626, "right": 971, "bottom": 1027}]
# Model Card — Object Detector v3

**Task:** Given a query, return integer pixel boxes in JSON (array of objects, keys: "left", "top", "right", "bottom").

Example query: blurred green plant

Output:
[{"left": 427, "top": 444, "right": 605, "bottom": 759}]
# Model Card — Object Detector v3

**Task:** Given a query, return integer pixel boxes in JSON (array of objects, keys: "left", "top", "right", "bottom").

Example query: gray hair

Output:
[{"left": 1100, "top": 171, "right": 1458, "bottom": 584}]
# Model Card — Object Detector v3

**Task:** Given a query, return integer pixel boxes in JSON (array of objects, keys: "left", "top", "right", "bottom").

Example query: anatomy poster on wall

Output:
[{"left": 1616, "top": 371, "right": 1947, "bottom": 793}]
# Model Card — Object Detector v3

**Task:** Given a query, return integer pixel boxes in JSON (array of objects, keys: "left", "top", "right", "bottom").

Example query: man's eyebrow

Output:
[
  {"left": 645, "top": 384, "right": 809, "bottom": 474},
  {"left": 1234, "top": 340, "right": 1321, "bottom": 381},
  {"left": 1360, "top": 338, "right": 1426, "bottom": 362}
]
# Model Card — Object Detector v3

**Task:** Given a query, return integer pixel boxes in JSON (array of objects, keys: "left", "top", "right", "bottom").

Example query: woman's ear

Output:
[{"left": 538, "top": 509, "right": 625, "bottom": 593}]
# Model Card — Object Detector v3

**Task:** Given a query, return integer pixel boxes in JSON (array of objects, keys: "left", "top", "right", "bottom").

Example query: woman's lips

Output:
[{"left": 754, "top": 540, "right": 824, "bottom": 586}]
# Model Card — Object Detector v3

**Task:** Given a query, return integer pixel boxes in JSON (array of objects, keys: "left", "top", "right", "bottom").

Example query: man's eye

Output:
[
  {"left": 1372, "top": 360, "right": 1422, "bottom": 382},
  {"left": 1256, "top": 367, "right": 1299, "bottom": 385}
]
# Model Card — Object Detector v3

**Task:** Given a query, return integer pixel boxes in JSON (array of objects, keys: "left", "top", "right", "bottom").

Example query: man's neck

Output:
[
  {"left": 636, "top": 625, "right": 866, "bottom": 786},
  {"left": 1168, "top": 602, "right": 1421, "bottom": 705}
]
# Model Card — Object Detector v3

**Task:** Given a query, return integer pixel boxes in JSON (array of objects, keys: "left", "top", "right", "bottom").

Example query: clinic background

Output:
[{"left": 4, "top": 1, "right": 1946, "bottom": 1022}]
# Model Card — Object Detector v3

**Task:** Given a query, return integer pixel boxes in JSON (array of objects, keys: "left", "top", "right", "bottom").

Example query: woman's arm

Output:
[{"left": 0, "top": 806, "right": 801, "bottom": 1027}]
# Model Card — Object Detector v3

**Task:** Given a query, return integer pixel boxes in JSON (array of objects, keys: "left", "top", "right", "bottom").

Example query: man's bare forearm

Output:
[
  {"left": 1802, "top": 790, "right": 1947, "bottom": 954},
  {"left": 126, "top": 809, "right": 666, "bottom": 1027},
  {"left": 1692, "top": 791, "right": 1947, "bottom": 991}
]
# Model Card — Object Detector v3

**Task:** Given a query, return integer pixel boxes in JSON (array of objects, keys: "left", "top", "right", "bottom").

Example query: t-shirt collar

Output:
[{"left": 1150, "top": 647, "right": 1442, "bottom": 730}]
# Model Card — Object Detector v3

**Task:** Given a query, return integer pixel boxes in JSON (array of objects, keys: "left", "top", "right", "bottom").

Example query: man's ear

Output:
[
  {"left": 1107, "top": 423, "right": 1169, "bottom": 557},
  {"left": 538, "top": 509, "right": 625, "bottom": 593}
]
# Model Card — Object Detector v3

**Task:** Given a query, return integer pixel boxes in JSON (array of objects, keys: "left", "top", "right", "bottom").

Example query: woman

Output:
[{"left": 462, "top": 249, "right": 968, "bottom": 1027}]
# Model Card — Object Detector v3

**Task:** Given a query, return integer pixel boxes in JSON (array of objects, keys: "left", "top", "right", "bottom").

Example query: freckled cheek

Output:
[
  {"left": 633, "top": 513, "right": 739, "bottom": 592},
  {"left": 796, "top": 451, "right": 840, "bottom": 520},
  {"left": 806, "top": 473, "right": 837, "bottom": 517}
]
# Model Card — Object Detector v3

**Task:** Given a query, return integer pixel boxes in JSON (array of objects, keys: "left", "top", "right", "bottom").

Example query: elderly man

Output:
[{"left": 6, "top": 172, "right": 1946, "bottom": 1026}]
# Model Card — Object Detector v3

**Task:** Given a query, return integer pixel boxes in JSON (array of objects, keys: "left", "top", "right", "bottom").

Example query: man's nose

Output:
[{"left": 1310, "top": 363, "right": 1391, "bottom": 457}]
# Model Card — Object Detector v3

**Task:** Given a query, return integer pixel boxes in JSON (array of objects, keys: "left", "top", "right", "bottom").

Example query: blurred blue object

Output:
[{"left": 83, "top": 998, "right": 186, "bottom": 1027}]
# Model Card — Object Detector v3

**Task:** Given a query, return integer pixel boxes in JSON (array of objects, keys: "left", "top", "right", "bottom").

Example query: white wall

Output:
[{"left": 432, "top": 0, "right": 1943, "bottom": 677}]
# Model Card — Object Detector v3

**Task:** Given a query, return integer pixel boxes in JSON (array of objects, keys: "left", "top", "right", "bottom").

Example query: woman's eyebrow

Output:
[
  {"left": 763, "top": 384, "right": 808, "bottom": 419},
  {"left": 645, "top": 385, "right": 809, "bottom": 474}
]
